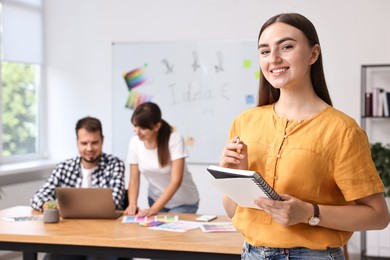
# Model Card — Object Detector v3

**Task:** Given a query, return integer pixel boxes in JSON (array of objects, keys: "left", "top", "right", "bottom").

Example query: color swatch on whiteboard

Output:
[
  {"left": 123, "top": 67, "right": 149, "bottom": 91},
  {"left": 245, "top": 95, "right": 255, "bottom": 104},
  {"left": 125, "top": 90, "right": 153, "bottom": 109},
  {"left": 243, "top": 59, "right": 252, "bottom": 68}
]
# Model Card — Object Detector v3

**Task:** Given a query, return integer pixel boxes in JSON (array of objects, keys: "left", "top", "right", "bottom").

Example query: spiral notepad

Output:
[
  {"left": 250, "top": 171, "right": 281, "bottom": 201},
  {"left": 207, "top": 165, "right": 281, "bottom": 209}
]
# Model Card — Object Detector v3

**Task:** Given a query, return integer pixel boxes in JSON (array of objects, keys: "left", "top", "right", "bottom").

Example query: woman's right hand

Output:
[
  {"left": 219, "top": 136, "right": 248, "bottom": 170},
  {"left": 124, "top": 204, "right": 138, "bottom": 215}
]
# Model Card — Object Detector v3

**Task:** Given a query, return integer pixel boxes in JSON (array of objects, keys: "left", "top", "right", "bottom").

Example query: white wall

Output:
[
  {"left": 39, "top": 0, "right": 390, "bottom": 258},
  {"left": 0, "top": 180, "right": 44, "bottom": 209}
]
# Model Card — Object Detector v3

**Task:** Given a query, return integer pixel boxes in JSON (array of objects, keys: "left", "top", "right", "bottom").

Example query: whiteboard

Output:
[{"left": 112, "top": 40, "right": 259, "bottom": 163}]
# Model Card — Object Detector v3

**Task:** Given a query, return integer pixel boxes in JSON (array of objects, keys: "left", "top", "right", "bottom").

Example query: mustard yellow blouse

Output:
[{"left": 229, "top": 105, "right": 384, "bottom": 250}]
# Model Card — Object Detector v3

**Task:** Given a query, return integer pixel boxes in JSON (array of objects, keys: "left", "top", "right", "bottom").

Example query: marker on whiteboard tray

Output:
[{"left": 236, "top": 137, "right": 241, "bottom": 154}]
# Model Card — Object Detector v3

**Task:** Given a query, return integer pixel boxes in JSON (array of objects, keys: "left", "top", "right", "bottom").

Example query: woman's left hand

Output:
[
  {"left": 254, "top": 194, "right": 312, "bottom": 226},
  {"left": 136, "top": 207, "right": 159, "bottom": 217}
]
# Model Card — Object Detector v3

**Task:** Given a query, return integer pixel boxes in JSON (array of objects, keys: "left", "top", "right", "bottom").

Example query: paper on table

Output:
[
  {"left": 3, "top": 215, "right": 43, "bottom": 222},
  {"left": 122, "top": 215, "right": 179, "bottom": 223},
  {"left": 148, "top": 221, "right": 201, "bottom": 232},
  {"left": 200, "top": 222, "right": 237, "bottom": 232}
]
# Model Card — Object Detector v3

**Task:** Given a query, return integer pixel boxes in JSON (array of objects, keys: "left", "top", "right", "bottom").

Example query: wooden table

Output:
[{"left": 0, "top": 206, "right": 243, "bottom": 260}]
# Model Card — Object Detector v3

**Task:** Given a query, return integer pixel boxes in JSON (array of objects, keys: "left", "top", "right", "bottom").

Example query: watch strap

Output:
[
  {"left": 308, "top": 203, "right": 320, "bottom": 226},
  {"left": 312, "top": 203, "right": 319, "bottom": 218}
]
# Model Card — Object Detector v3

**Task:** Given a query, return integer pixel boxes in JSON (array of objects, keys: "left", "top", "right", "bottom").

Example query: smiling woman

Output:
[{"left": 219, "top": 12, "right": 390, "bottom": 260}]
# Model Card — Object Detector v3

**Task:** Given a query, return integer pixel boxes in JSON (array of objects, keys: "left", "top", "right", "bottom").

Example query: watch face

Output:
[{"left": 309, "top": 217, "right": 320, "bottom": 226}]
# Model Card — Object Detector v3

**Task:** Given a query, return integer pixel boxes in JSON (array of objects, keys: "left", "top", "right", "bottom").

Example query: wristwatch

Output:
[{"left": 308, "top": 203, "right": 320, "bottom": 226}]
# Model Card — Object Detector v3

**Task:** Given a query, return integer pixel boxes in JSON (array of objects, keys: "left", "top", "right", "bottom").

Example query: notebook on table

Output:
[{"left": 55, "top": 187, "right": 122, "bottom": 219}]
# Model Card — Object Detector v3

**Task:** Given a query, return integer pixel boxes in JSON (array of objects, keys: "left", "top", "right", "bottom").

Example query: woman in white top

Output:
[{"left": 124, "top": 102, "right": 199, "bottom": 217}]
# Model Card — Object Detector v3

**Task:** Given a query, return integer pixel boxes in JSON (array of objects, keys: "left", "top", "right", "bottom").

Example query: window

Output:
[{"left": 0, "top": 0, "right": 43, "bottom": 163}]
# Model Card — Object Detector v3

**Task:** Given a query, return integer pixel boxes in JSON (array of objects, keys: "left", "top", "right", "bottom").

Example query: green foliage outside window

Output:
[{"left": 1, "top": 62, "right": 38, "bottom": 156}]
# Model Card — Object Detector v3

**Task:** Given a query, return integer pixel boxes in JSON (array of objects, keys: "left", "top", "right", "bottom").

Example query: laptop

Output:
[{"left": 56, "top": 187, "right": 122, "bottom": 219}]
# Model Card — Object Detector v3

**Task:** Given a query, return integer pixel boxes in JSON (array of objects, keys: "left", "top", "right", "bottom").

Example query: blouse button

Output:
[
  {"left": 276, "top": 154, "right": 281, "bottom": 158},
  {"left": 284, "top": 134, "right": 287, "bottom": 139},
  {"left": 298, "top": 120, "right": 303, "bottom": 124}
]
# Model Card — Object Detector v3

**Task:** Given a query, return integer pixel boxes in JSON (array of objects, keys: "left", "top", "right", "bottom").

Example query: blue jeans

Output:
[
  {"left": 148, "top": 197, "right": 199, "bottom": 213},
  {"left": 241, "top": 242, "right": 345, "bottom": 260}
]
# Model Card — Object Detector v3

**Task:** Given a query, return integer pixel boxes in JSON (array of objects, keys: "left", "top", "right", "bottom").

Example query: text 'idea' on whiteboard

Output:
[{"left": 112, "top": 40, "right": 259, "bottom": 163}]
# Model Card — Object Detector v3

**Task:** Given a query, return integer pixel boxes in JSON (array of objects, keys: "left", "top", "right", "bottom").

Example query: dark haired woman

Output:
[
  {"left": 124, "top": 102, "right": 199, "bottom": 217},
  {"left": 220, "top": 13, "right": 389, "bottom": 259}
]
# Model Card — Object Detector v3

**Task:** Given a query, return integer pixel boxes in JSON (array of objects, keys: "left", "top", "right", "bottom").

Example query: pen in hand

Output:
[{"left": 236, "top": 137, "right": 241, "bottom": 154}]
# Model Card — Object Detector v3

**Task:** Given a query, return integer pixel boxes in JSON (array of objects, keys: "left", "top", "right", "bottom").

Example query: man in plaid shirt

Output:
[{"left": 31, "top": 116, "right": 125, "bottom": 211}]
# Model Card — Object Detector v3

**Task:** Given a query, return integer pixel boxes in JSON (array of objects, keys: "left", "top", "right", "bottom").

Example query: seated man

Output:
[{"left": 31, "top": 116, "right": 125, "bottom": 211}]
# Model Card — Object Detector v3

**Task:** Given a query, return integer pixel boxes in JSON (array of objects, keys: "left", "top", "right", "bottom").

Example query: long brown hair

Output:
[
  {"left": 257, "top": 13, "right": 332, "bottom": 107},
  {"left": 131, "top": 102, "right": 172, "bottom": 167}
]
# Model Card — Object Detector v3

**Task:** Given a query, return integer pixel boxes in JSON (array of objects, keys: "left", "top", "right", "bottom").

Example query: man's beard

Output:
[{"left": 82, "top": 155, "right": 101, "bottom": 164}]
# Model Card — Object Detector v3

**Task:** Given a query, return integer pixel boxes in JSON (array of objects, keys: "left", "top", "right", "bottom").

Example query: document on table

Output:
[
  {"left": 148, "top": 221, "right": 201, "bottom": 232},
  {"left": 200, "top": 222, "right": 237, "bottom": 232},
  {"left": 122, "top": 215, "right": 179, "bottom": 223}
]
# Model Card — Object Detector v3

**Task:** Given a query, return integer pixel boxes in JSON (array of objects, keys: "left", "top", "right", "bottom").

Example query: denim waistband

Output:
[{"left": 242, "top": 241, "right": 345, "bottom": 260}]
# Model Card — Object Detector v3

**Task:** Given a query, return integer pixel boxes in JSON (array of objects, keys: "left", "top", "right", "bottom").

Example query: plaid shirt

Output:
[{"left": 30, "top": 153, "right": 125, "bottom": 211}]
